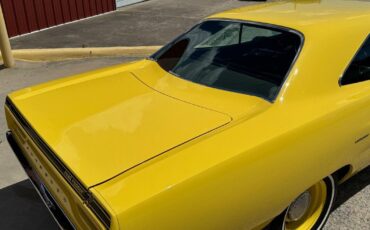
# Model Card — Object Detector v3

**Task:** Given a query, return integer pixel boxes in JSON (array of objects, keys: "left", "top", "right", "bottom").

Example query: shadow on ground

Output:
[
  {"left": 333, "top": 166, "right": 370, "bottom": 210},
  {"left": 0, "top": 180, "right": 58, "bottom": 229},
  {"left": 0, "top": 166, "right": 368, "bottom": 229}
]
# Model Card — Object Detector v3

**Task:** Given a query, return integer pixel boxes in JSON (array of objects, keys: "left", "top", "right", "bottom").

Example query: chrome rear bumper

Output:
[{"left": 6, "top": 131, "right": 75, "bottom": 230}]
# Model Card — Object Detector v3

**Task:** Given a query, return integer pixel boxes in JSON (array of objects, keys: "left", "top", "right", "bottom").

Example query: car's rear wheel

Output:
[{"left": 268, "top": 175, "right": 336, "bottom": 230}]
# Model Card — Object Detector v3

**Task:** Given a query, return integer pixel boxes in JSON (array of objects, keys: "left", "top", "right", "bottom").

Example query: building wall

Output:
[{"left": 0, "top": 0, "right": 116, "bottom": 37}]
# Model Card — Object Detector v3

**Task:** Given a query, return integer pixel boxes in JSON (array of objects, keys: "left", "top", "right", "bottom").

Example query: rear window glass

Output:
[{"left": 151, "top": 20, "right": 302, "bottom": 101}]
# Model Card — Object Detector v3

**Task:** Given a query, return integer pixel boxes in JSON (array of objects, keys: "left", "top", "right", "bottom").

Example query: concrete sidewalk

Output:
[{"left": 10, "top": 0, "right": 255, "bottom": 49}]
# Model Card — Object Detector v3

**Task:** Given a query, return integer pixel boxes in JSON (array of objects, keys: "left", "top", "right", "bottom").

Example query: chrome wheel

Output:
[
  {"left": 269, "top": 175, "right": 336, "bottom": 230},
  {"left": 286, "top": 191, "right": 311, "bottom": 222},
  {"left": 283, "top": 180, "right": 329, "bottom": 230}
]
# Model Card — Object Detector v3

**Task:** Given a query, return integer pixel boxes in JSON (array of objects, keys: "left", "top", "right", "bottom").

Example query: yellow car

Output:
[{"left": 4, "top": 0, "right": 370, "bottom": 229}]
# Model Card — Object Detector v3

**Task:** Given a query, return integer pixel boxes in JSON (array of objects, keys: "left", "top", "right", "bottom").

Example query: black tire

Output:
[{"left": 266, "top": 175, "right": 337, "bottom": 230}]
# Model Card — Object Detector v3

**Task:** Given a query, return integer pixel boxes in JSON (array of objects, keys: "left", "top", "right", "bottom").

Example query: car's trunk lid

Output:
[{"left": 8, "top": 70, "right": 231, "bottom": 187}]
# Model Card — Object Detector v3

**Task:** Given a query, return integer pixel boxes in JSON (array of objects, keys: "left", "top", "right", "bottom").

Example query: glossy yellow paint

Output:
[
  {"left": 8, "top": 66, "right": 234, "bottom": 187},
  {"left": 5, "top": 0, "right": 370, "bottom": 229}
]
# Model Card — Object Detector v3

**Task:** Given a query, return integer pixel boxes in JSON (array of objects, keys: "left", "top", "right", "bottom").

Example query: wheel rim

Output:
[{"left": 283, "top": 180, "right": 327, "bottom": 230}]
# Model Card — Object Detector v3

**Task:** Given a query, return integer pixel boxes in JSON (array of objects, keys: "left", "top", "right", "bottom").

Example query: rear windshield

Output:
[{"left": 151, "top": 20, "right": 302, "bottom": 101}]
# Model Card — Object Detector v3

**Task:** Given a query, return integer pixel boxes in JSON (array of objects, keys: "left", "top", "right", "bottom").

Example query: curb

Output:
[{"left": 1, "top": 46, "right": 162, "bottom": 62}]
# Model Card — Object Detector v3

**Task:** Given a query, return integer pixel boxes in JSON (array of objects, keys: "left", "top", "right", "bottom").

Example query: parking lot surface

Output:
[{"left": 10, "top": 0, "right": 254, "bottom": 49}]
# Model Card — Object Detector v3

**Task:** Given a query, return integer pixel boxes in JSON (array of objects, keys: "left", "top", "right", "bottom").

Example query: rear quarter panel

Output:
[{"left": 94, "top": 86, "right": 370, "bottom": 230}]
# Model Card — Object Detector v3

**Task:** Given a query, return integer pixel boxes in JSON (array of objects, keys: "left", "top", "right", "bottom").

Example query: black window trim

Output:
[
  {"left": 339, "top": 33, "right": 370, "bottom": 87},
  {"left": 149, "top": 18, "right": 305, "bottom": 103}
]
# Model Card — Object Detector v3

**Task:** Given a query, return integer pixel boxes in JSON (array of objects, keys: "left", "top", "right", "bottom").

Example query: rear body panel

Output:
[{"left": 5, "top": 106, "right": 108, "bottom": 229}]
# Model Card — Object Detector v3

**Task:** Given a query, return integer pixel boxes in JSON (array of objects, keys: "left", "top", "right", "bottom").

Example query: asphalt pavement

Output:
[{"left": 10, "top": 0, "right": 255, "bottom": 49}]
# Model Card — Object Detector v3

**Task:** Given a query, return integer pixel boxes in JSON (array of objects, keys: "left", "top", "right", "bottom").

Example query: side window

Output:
[{"left": 341, "top": 36, "right": 370, "bottom": 85}]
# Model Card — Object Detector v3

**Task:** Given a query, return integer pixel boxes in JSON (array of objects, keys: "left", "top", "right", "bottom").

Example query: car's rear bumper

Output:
[{"left": 6, "top": 131, "right": 75, "bottom": 230}]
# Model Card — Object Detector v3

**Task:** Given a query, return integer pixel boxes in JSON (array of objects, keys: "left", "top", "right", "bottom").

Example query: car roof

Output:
[
  {"left": 209, "top": 0, "right": 370, "bottom": 35},
  {"left": 208, "top": 0, "right": 370, "bottom": 102}
]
